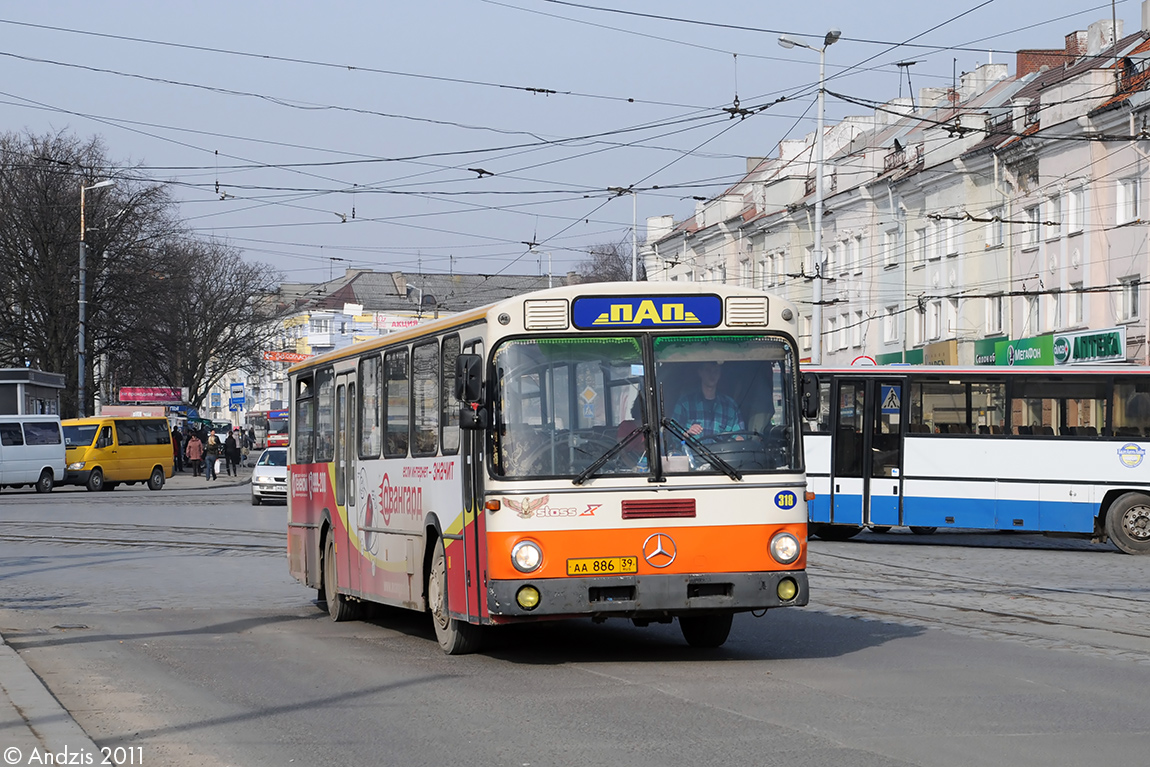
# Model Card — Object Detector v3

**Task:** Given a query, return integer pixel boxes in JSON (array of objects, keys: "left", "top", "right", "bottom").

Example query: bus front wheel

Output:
[
  {"left": 1107, "top": 493, "right": 1150, "bottom": 554},
  {"left": 428, "top": 538, "right": 481, "bottom": 655},
  {"left": 85, "top": 469, "right": 104, "bottom": 492},
  {"left": 679, "top": 613, "right": 733, "bottom": 648},
  {"left": 323, "top": 535, "right": 359, "bottom": 622}
]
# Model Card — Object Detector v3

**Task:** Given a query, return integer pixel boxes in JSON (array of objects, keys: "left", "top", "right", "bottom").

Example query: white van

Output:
[{"left": 0, "top": 415, "right": 66, "bottom": 493}]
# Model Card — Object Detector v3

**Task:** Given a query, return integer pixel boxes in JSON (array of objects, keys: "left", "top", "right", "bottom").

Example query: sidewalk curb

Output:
[{"left": 0, "top": 632, "right": 101, "bottom": 759}]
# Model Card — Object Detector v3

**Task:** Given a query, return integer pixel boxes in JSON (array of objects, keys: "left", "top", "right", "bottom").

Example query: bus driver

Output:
[{"left": 672, "top": 361, "right": 745, "bottom": 438}]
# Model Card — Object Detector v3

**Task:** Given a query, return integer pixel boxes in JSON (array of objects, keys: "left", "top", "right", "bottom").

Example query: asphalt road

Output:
[{"left": 1, "top": 485, "right": 1149, "bottom": 767}]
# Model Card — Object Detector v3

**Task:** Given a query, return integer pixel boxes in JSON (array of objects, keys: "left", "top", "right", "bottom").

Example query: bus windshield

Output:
[{"left": 492, "top": 333, "right": 799, "bottom": 479}]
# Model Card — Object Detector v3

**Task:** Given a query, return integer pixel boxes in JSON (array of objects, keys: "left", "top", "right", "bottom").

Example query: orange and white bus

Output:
[{"left": 286, "top": 282, "right": 818, "bottom": 653}]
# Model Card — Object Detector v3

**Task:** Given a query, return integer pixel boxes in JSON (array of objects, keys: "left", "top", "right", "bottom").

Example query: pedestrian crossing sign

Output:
[{"left": 880, "top": 385, "right": 900, "bottom": 414}]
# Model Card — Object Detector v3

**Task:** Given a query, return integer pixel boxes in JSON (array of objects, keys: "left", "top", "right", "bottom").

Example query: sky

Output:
[{"left": 0, "top": 1, "right": 1142, "bottom": 285}]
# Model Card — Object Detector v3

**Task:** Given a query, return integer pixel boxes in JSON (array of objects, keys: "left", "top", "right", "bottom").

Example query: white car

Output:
[{"left": 250, "top": 447, "right": 288, "bottom": 506}]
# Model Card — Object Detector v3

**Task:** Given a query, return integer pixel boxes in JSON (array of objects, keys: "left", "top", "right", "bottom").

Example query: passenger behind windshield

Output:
[{"left": 671, "top": 361, "right": 745, "bottom": 438}]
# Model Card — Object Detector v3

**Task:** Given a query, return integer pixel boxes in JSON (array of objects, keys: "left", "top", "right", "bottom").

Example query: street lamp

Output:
[
  {"left": 608, "top": 186, "right": 639, "bottom": 280},
  {"left": 78, "top": 178, "right": 114, "bottom": 417},
  {"left": 779, "top": 28, "right": 840, "bottom": 364}
]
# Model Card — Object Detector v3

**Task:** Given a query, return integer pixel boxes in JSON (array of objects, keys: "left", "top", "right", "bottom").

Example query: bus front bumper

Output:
[{"left": 487, "top": 570, "right": 808, "bottom": 619}]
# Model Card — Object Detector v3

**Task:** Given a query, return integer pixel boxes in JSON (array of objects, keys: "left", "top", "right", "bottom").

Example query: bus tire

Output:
[
  {"left": 85, "top": 469, "right": 104, "bottom": 492},
  {"left": 679, "top": 613, "right": 733, "bottom": 648},
  {"left": 909, "top": 526, "right": 938, "bottom": 536},
  {"left": 1106, "top": 493, "right": 1150, "bottom": 555},
  {"left": 869, "top": 526, "right": 892, "bottom": 534},
  {"left": 323, "top": 535, "right": 359, "bottom": 622},
  {"left": 147, "top": 467, "right": 165, "bottom": 491},
  {"left": 815, "top": 524, "right": 863, "bottom": 541},
  {"left": 35, "top": 470, "right": 54, "bottom": 494},
  {"left": 428, "top": 537, "right": 481, "bottom": 655}
]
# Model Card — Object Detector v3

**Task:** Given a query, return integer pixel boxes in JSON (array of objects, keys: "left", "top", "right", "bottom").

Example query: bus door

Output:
[
  {"left": 459, "top": 339, "right": 487, "bottom": 623},
  {"left": 830, "top": 378, "right": 904, "bottom": 527},
  {"left": 335, "top": 374, "right": 361, "bottom": 595}
]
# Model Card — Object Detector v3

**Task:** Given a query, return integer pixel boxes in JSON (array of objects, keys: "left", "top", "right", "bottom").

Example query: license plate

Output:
[{"left": 566, "top": 556, "right": 638, "bottom": 576}]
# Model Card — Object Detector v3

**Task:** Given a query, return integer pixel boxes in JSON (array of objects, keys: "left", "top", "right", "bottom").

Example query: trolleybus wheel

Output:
[
  {"left": 428, "top": 537, "right": 481, "bottom": 655},
  {"left": 1106, "top": 493, "right": 1150, "bottom": 555},
  {"left": 85, "top": 469, "right": 104, "bottom": 492},
  {"left": 323, "top": 534, "right": 359, "bottom": 622},
  {"left": 35, "top": 469, "right": 54, "bottom": 494},
  {"left": 909, "top": 526, "right": 938, "bottom": 536},
  {"left": 679, "top": 612, "right": 733, "bottom": 648}
]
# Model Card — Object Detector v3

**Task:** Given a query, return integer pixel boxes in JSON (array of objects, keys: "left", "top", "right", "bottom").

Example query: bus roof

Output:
[{"left": 288, "top": 282, "right": 798, "bottom": 375}]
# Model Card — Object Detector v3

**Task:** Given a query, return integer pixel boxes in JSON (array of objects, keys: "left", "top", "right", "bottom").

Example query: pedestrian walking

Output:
[
  {"left": 186, "top": 432, "right": 204, "bottom": 477},
  {"left": 204, "top": 433, "right": 221, "bottom": 481},
  {"left": 172, "top": 426, "right": 184, "bottom": 473},
  {"left": 224, "top": 430, "right": 242, "bottom": 477}
]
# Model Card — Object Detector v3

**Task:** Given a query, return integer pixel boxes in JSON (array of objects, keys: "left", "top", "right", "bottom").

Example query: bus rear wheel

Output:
[
  {"left": 428, "top": 537, "right": 481, "bottom": 655},
  {"left": 909, "top": 526, "right": 938, "bottom": 536},
  {"left": 323, "top": 535, "right": 359, "bottom": 622},
  {"left": 679, "top": 613, "right": 733, "bottom": 648},
  {"left": 1107, "top": 493, "right": 1150, "bottom": 554}
]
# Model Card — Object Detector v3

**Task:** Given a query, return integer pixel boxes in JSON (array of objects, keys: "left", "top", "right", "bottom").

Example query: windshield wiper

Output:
[
  {"left": 661, "top": 418, "right": 742, "bottom": 481},
  {"left": 572, "top": 424, "right": 649, "bottom": 485}
]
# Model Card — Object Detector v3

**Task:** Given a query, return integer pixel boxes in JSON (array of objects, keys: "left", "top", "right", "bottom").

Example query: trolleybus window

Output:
[
  {"left": 412, "top": 342, "right": 439, "bottom": 457},
  {"left": 314, "top": 368, "right": 335, "bottom": 463},
  {"left": 384, "top": 348, "right": 409, "bottom": 458},
  {"left": 359, "top": 354, "right": 382, "bottom": 459},
  {"left": 294, "top": 376, "right": 314, "bottom": 464},
  {"left": 440, "top": 335, "right": 461, "bottom": 454}
]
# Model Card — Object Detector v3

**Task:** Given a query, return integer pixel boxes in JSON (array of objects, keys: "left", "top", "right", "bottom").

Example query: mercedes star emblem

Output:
[{"left": 642, "top": 532, "right": 677, "bottom": 568}]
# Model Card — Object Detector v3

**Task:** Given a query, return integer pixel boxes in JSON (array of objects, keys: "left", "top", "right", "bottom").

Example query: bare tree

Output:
[
  {"left": 575, "top": 237, "right": 645, "bottom": 282},
  {"left": 0, "top": 129, "right": 286, "bottom": 415}
]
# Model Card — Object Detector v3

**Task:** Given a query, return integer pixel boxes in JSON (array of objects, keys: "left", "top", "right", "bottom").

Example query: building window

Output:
[
  {"left": 1068, "top": 282, "right": 1084, "bottom": 326},
  {"left": 851, "top": 236, "right": 863, "bottom": 274},
  {"left": 913, "top": 228, "right": 926, "bottom": 266},
  {"left": 986, "top": 206, "right": 1004, "bottom": 247},
  {"left": 310, "top": 318, "right": 330, "bottom": 334},
  {"left": 804, "top": 246, "right": 814, "bottom": 277},
  {"left": 802, "top": 315, "right": 812, "bottom": 350},
  {"left": 1023, "top": 205, "right": 1040, "bottom": 247},
  {"left": 927, "top": 220, "right": 940, "bottom": 260},
  {"left": 1067, "top": 186, "right": 1085, "bottom": 233},
  {"left": 883, "top": 306, "right": 899, "bottom": 343},
  {"left": 1118, "top": 178, "right": 1140, "bottom": 224},
  {"left": 927, "top": 300, "right": 942, "bottom": 341},
  {"left": 883, "top": 229, "right": 898, "bottom": 267},
  {"left": 1025, "top": 295, "right": 1039, "bottom": 335},
  {"left": 839, "top": 312, "right": 850, "bottom": 351},
  {"left": 826, "top": 316, "right": 837, "bottom": 351},
  {"left": 774, "top": 251, "right": 786, "bottom": 285},
  {"left": 740, "top": 258, "right": 752, "bottom": 287},
  {"left": 986, "top": 295, "right": 1003, "bottom": 335},
  {"left": 911, "top": 307, "right": 925, "bottom": 346},
  {"left": 946, "top": 298, "right": 958, "bottom": 337},
  {"left": 944, "top": 219, "right": 957, "bottom": 257},
  {"left": 852, "top": 310, "right": 864, "bottom": 347},
  {"left": 1046, "top": 194, "right": 1061, "bottom": 240},
  {"left": 1120, "top": 276, "right": 1141, "bottom": 321},
  {"left": 1046, "top": 290, "right": 1061, "bottom": 331},
  {"left": 757, "top": 257, "right": 768, "bottom": 289}
]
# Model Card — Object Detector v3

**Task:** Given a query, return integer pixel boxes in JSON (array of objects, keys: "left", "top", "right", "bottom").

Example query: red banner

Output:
[
  {"left": 118, "top": 386, "right": 185, "bottom": 403},
  {"left": 263, "top": 351, "right": 312, "bottom": 362}
]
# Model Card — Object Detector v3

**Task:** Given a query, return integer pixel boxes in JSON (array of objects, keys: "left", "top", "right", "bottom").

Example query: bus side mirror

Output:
[
  {"left": 801, "top": 372, "right": 820, "bottom": 420},
  {"left": 455, "top": 354, "right": 483, "bottom": 403}
]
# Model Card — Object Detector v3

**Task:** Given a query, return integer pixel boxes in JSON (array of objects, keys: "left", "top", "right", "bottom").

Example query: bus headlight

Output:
[
  {"left": 67, "top": 462, "right": 85, "bottom": 470},
  {"left": 769, "top": 532, "right": 801, "bottom": 564},
  {"left": 511, "top": 540, "right": 543, "bottom": 573},
  {"left": 516, "top": 586, "right": 541, "bottom": 610}
]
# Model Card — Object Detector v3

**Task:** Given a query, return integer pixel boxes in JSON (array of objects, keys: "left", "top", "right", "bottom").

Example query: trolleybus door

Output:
[
  {"left": 334, "top": 374, "right": 360, "bottom": 595},
  {"left": 459, "top": 339, "right": 487, "bottom": 623},
  {"left": 830, "top": 378, "right": 905, "bottom": 527}
]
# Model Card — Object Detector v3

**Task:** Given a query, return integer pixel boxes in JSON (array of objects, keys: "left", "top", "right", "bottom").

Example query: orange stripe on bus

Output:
[{"left": 486, "top": 523, "right": 806, "bottom": 580}]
